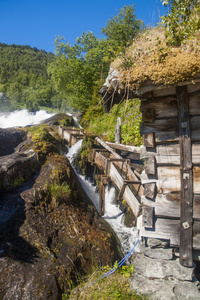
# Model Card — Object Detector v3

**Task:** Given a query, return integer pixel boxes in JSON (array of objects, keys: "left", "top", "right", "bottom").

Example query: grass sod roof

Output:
[{"left": 112, "top": 26, "right": 200, "bottom": 91}]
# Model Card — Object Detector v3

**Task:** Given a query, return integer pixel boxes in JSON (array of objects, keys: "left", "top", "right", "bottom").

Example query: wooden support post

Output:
[
  {"left": 177, "top": 85, "right": 193, "bottom": 267},
  {"left": 115, "top": 117, "right": 121, "bottom": 144},
  {"left": 99, "top": 176, "right": 107, "bottom": 216}
]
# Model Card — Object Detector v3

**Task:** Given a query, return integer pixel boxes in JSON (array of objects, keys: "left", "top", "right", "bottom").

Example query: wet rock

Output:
[
  {"left": 0, "top": 126, "right": 67, "bottom": 192},
  {"left": 0, "top": 148, "right": 37, "bottom": 191},
  {"left": 0, "top": 128, "right": 27, "bottom": 156},
  {"left": 43, "top": 113, "right": 74, "bottom": 127}
]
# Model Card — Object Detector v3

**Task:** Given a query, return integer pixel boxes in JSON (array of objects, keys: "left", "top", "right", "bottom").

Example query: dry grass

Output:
[
  {"left": 112, "top": 26, "right": 200, "bottom": 89},
  {"left": 66, "top": 267, "right": 145, "bottom": 300}
]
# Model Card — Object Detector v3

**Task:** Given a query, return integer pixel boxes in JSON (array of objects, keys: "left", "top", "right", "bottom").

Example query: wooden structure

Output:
[
  {"left": 58, "top": 126, "right": 84, "bottom": 146},
  {"left": 93, "top": 137, "right": 143, "bottom": 217},
  {"left": 135, "top": 80, "right": 200, "bottom": 267}
]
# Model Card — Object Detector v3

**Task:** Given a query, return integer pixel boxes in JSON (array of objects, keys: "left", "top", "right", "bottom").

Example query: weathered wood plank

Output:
[
  {"left": 137, "top": 215, "right": 180, "bottom": 246},
  {"left": 142, "top": 195, "right": 180, "bottom": 219},
  {"left": 143, "top": 133, "right": 155, "bottom": 147},
  {"left": 99, "top": 177, "right": 105, "bottom": 216},
  {"left": 137, "top": 215, "right": 200, "bottom": 249},
  {"left": 140, "top": 118, "right": 179, "bottom": 135},
  {"left": 110, "top": 163, "right": 141, "bottom": 217},
  {"left": 141, "top": 143, "right": 200, "bottom": 164},
  {"left": 141, "top": 96, "right": 178, "bottom": 119},
  {"left": 177, "top": 85, "right": 193, "bottom": 267},
  {"left": 115, "top": 117, "right": 121, "bottom": 144},
  {"left": 142, "top": 194, "right": 200, "bottom": 220},
  {"left": 94, "top": 152, "right": 107, "bottom": 170},
  {"left": 144, "top": 182, "right": 156, "bottom": 199},
  {"left": 144, "top": 156, "right": 156, "bottom": 175},
  {"left": 106, "top": 141, "right": 141, "bottom": 154},
  {"left": 95, "top": 137, "right": 121, "bottom": 159},
  {"left": 142, "top": 166, "right": 200, "bottom": 194},
  {"left": 142, "top": 206, "right": 154, "bottom": 228}
]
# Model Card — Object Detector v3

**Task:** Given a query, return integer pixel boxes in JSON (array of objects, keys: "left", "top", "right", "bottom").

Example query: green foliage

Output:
[
  {"left": 49, "top": 182, "right": 71, "bottom": 205},
  {"left": 0, "top": 43, "right": 62, "bottom": 111},
  {"left": 30, "top": 125, "right": 53, "bottom": 143},
  {"left": 81, "top": 99, "right": 142, "bottom": 146},
  {"left": 48, "top": 34, "right": 113, "bottom": 113},
  {"left": 102, "top": 5, "right": 144, "bottom": 52},
  {"left": 48, "top": 5, "right": 144, "bottom": 113},
  {"left": 161, "top": 0, "right": 200, "bottom": 45},
  {"left": 64, "top": 263, "right": 145, "bottom": 300}
]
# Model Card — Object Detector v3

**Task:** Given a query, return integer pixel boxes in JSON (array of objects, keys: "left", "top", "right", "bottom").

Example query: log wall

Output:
[{"left": 138, "top": 83, "right": 200, "bottom": 266}]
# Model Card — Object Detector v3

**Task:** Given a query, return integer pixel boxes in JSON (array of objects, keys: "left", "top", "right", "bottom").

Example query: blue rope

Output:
[{"left": 87, "top": 238, "right": 139, "bottom": 288}]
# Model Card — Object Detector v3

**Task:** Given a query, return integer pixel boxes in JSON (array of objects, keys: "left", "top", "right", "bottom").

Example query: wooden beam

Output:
[
  {"left": 106, "top": 141, "right": 141, "bottom": 154},
  {"left": 142, "top": 206, "right": 154, "bottom": 228},
  {"left": 99, "top": 176, "right": 107, "bottom": 216},
  {"left": 177, "top": 85, "right": 193, "bottom": 267},
  {"left": 95, "top": 137, "right": 121, "bottom": 159}
]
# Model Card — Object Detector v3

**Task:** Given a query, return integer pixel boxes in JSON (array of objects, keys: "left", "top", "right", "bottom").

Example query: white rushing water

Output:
[
  {"left": 67, "top": 139, "right": 139, "bottom": 255},
  {"left": 0, "top": 109, "right": 54, "bottom": 128}
]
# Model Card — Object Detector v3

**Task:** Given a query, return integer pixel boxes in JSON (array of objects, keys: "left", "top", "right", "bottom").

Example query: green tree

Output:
[
  {"left": 161, "top": 0, "right": 200, "bottom": 45},
  {"left": 48, "top": 33, "right": 112, "bottom": 112},
  {"left": 101, "top": 5, "right": 144, "bottom": 53}
]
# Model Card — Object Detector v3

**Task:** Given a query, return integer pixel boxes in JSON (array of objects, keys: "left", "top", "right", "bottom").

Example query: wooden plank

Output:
[
  {"left": 177, "top": 85, "right": 193, "bottom": 267},
  {"left": 95, "top": 137, "right": 121, "bottom": 159},
  {"left": 109, "top": 163, "right": 141, "bottom": 217},
  {"left": 193, "top": 221, "right": 200, "bottom": 250},
  {"left": 115, "top": 117, "right": 121, "bottom": 144},
  {"left": 142, "top": 166, "right": 200, "bottom": 194},
  {"left": 189, "top": 94, "right": 200, "bottom": 115},
  {"left": 106, "top": 141, "right": 141, "bottom": 154},
  {"left": 144, "top": 156, "right": 156, "bottom": 175},
  {"left": 99, "top": 177, "right": 106, "bottom": 216},
  {"left": 143, "top": 133, "right": 155, "bottom": 147},
  {"left": 137, "top": 216, "right": 200, "bottom": 249},
  {"left": 142, "top": 206, "right": 154, "bottom": 228},
  {"left": 144, "top": 182, "right": 156, "bottom": 199},
  {"left": 141, "top": 143, "right": 200, "bottom": 164},
  {"left": 142, "top": 194, "right": 180, "bottom": 219},
  {"left": 194, "top": 195, "right": 200, "bottom": 220},
  {"left": 142, "top": 193, "right": 200, "bottom": 220},
  {"left": 140, "top": 118, "right": 179, "bottom": 135},
  {"left": 157, "top": 167, "right": 180, "bottom": 193},
  {"left": 137, "top": 215, "right": 180, "bottom": 246},
  {"left": 141, "top": 96, "right": 178, "bottom": 119},
  {"left": 141, "top": 106, "right": 155, "bottom": 122},
  {"left": 94, "top": 152, "right": 107, "bottom": 170}
]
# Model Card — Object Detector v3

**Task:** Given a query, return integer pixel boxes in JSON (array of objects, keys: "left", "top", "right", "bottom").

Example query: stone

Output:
[
  {"left": 132, "top": 253, "right": 194, "bottom": 281},
  {"left": 173, "top": 281, "right": 200, "bottom": 300},
  {"left": 144, "top": 247, "right": 174, "bottom": 260},
  {"left": 0, "top": 128, "right": 27, "bottom": 156}
]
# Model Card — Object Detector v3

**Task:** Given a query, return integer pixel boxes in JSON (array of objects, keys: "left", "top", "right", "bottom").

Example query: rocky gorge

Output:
[{"left": 0, "top": 114, "right": 122, "bottom": 299}]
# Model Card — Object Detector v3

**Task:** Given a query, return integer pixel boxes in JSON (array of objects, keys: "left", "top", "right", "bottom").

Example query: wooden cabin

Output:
[{"left": 132, "top": 79, "right": 200, "bottom": 267}]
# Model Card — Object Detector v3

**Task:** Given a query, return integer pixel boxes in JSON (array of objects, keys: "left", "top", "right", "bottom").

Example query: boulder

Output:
[{"left": 0, "top": 128, "right": 27, "bottom": 156}]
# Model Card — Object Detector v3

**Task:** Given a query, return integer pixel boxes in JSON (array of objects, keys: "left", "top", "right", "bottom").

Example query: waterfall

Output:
[
  {"left": 0, "top": 109, "right": 54, "bottom": 128},
  {"left": 67, "top": 139, "right": 139, "bottom": 255}
]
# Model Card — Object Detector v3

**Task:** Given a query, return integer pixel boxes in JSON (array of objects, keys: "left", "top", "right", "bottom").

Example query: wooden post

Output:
[
  {"left": 115, "top": 117, "right": 121, "bottom": 144},
  {"left": 99, "top": 176, "right": 108, "bottom": 216},
  {"left": 177, "top": 85, "right": 193, "bottom": 267}
]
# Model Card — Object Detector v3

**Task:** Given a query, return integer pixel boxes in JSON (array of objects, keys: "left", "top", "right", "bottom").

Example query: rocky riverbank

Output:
[{"left": 0, "top": 116, "right": 122, "bottom": 299}]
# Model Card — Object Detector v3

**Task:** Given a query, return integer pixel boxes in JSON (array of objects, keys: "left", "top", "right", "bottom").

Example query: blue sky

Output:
[{"left": 0, "top": 0, "right": 167, "bottom": 53}]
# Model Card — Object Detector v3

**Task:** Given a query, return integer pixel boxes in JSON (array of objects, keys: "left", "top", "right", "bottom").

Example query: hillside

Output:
[{"left": 0, "top": 43, "right": 57, "bottom": 111}]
